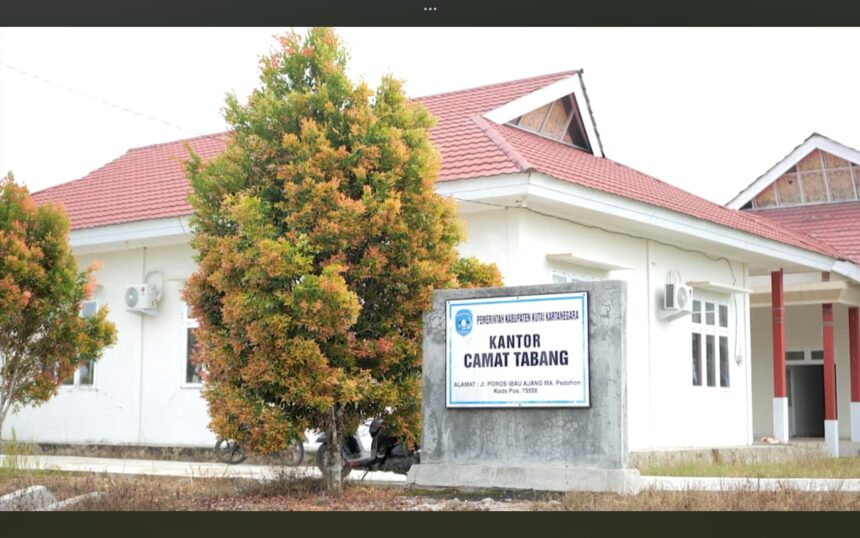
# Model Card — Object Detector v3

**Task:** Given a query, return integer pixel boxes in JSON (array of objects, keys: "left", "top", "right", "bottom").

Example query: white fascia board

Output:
[
  {"left": 482, "top": 73, "right": 604, "bottom": 158},
  {"left": 526, "top": 172, "right": 839, "bottom": 272},
  {"left": 70, "top": 216, "right": 192, "bottom": 253},
  {"left": 727, "top": 135, "right": 860, "bottom": 209},
  {"left": 436, "top": 172, "right": 857, "bottom": 278},
  {"left": 833, "top": 260, "right": 860, "bottom": 284},
  {"left": 435, "top": 174, "right": 532, "bottom": 203}
]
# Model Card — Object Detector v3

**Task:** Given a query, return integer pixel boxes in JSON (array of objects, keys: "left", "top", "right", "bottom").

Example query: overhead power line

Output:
[{"left": 0, "top": 60, "right": 203, "bottom": 136}]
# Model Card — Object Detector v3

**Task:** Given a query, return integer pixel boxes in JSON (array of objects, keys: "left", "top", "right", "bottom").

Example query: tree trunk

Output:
[
  {"left": 0, "top": 389, "right": 9, "bottom": 454},
  {"left": 0, "top": 400, "right": 7, "bottom": 454},
  {"left": 323, "top": 405, "right": 344, "bottom": 491}
]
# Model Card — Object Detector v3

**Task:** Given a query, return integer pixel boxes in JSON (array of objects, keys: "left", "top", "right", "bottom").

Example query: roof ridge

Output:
[
  {"left": 128, "top": 131, "right": 228, "bottom": 153},
  {"left": 470, "top": 115, "right": 532, "bottom": 173},
  {"left": 31, "top": 149, "right": 136, "bottom": 197},
  {"left": 414, "top": 70, "right": 580, "bottom": 102},
  {"left": 494, "top": 124, "right": 851, "bottom": 261},
  {"left": 33, "top": 132, "right": 229, "bottom": 197}
]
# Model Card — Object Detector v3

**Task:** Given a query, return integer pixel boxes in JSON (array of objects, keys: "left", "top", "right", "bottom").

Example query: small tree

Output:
[
  {"left": 184, "top": 28, "right": 501, "bottom": 490},
  {"left": 0, "top": 173, "right": 116, "bottom": 446}
]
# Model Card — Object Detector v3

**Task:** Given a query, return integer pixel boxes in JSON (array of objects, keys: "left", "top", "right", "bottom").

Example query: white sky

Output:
[{"left": 2, "top": 27, "right": 860, "bottom": 205}]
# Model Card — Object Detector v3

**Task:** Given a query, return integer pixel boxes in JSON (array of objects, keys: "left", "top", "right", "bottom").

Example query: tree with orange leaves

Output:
[
  {"left": 183, "top": 28, "right": 501, "bottom": 490},
  {"left": 0, "top": 173, "right": 116, "bottom": 447}
]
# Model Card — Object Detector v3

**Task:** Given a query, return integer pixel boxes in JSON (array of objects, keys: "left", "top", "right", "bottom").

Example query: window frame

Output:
[
  {"left": 61, "top": 300, "right": 99, "bottom": 390},
  {"left": 751, "top": 150, "right": 860, "bottom": 208},
  {"left": 181, "top": 302, "right": 203, "bottom": 388},
  {"left": 549, "top": 267, "right": 605, "bottom": 284},
  {"left": 507, "top": 94, "right": 591, "bottom": 152},
  {"left": 691, "top": 296, "right": 732, "bottom": 390}
]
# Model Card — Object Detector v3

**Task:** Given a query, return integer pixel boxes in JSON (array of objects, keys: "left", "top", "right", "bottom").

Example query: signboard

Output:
[{"left": 446, "top": 292, "right": 589, "bottom": 408}]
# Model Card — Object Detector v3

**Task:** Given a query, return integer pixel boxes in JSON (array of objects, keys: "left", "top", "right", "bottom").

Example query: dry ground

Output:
[
  {"left": 640, "top": 455, "right": 860, "bottom": 479},
  {"left": 3, "top": 469, "right": 860, "bottom": 511}
]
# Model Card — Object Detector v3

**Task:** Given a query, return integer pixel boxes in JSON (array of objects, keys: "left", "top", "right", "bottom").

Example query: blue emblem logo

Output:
[{"left": 455, "top": 309, "right": 473, "bottom": 336}]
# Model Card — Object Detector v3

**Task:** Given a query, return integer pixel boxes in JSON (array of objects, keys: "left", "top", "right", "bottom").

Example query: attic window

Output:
[
  {"left": 751, "top": 149, "right": 860, "bottom": 208},
  {"left": 508, "top": 95, "right": 590, "bottom": 150}
]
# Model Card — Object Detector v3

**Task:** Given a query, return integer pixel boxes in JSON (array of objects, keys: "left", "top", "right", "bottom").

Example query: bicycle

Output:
[{"left": 214, "top": 435, "right": 305, "bottom": 466}]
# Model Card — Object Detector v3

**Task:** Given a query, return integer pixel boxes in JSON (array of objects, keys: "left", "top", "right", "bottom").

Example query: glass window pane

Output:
[
  {"left": 78, "top": 360, "right": 93, "bottom": 385},
  {"left": 706, "top": 335, "right": 716, "bottom": 387},
  {"left": 797, "top": 151, "right": 823, "bottom": 172},
  {"left": 775, "top": 173, "right": 802, "bottom": 205},
  {"left": 753, "top": 186, "right": 778, "bottom": 208},
  {"left": 692, "top": 333, "right": 702, "bottom": 386},
  {"left": 541, "top": 98, "right": 573, "bottom": 139},
  {"left": 186, "top": 328, "right": 202, "bottom": 384},
  {"left": 566, "top": 116, "right": 589, "bottom": 149},
  {"left": 826, "top": 168, "right": 856, "bottom": 201},
  {"left": 811, "top": 350, "right": 824, "bottom": 361},
  {"left": 705, "top": 302, "right": 715, "bottom": 326},
  {"left": 692, "top": 300, "right": 702, "bottom": 324},
  {"left": 800, "top": 171, "right": 828, "bottom": 203},
  {"left": 518, "top": 103, "right": 553, "bottom": 132},
  {"left": 80, "top": 301, "right": 98, "bottom": 318},
  {"left": 719, "top": 304, "right": 728, "bottom": 328},
  {"left": 821, "top": 151, "right": 850, "bottom": 169},
  {"left": 854, "top": 166, "right": 860, "bottom": 194},
  {"left": 720, "top": 336, "right": 730, "bottom": 387},
  {"left": 786, "top": 350, "right": 805, "bottom": 361}
]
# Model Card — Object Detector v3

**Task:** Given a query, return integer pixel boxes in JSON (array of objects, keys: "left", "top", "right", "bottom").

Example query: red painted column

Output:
[
  {"left": 822, "top": 303, "right": 837, "bottom": 421},
  {"left": 850, "top": 307, "right": 859, "bottom": 404},
  {"left": 771, "top": 270, "right": 786, "bottom": 398},
  {"left": 771, "top": 270, "right": 789, "bottom": 442},
  {"left": 850, "top": 306, "right": 860, "bottom": 442}
]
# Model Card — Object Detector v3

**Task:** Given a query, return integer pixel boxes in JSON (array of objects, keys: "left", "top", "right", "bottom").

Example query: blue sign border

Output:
[{"left": 445, "top": 292, "right": 590, "bottom": 408}]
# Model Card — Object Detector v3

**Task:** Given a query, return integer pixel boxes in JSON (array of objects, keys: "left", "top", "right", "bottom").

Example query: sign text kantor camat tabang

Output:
[{"left": 446, "top": 292, "right": 590, "bottom": 408}]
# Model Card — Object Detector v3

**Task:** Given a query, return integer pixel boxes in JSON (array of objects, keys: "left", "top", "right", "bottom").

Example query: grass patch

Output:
[
  {"left": 3, "top": 464, "right": 860, "bottom": 511},
  {"left": 1, "top": 428, "right": 32, "bottom": 473},
  {"left": 641, "top": 456, "right": 860, "bottom": 479},
  {"left": 556, "top": 488, "right": 860, "bottom": 511},
  {"left": 0, "top": 429, "right": 63, "bottom": 480}
]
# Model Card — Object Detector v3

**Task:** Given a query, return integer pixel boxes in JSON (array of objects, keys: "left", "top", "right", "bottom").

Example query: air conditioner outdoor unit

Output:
[
  {"left": 663, "top": 283, "right": 693, "bottom": 315},
  {"left": 125, "top": 284, "right": 159, "bottom": 315}
]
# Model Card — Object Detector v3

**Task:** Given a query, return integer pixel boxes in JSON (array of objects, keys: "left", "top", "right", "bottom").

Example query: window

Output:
[
  {"left": 550, "top": 268, "right": 604, "bottom": 283},
  {"left": 691, "top": 298, "right": 731, "bottom": 388},
  {"left": 751, "top": 150, "right": 860, "bottom": 208},
  {"left": 64, "top": 301, "right": 98, "bottom": 388},
  {"left": 183, "top": 303, "right": 203, "bottom": 385},
  {"left": 508, "top": 94, "right": 591, "bottom": 151}
]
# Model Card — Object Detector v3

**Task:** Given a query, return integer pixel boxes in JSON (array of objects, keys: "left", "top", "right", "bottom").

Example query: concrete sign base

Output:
[
  {"left": 408, "top": 463, "right": 641, "bottom": 494},
  {"left": 409, "top": 282, "right": 633, "bottom": 494}
]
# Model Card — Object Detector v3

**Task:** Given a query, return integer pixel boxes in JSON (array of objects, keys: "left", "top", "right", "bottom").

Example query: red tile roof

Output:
[
  {"left": 485, "top": 121, "right": 847, "bottom": 260},
  {"left": 31, "top": 70, "right": 853, "bottom": 264},
  {"left": 747, "top": 202, "right": 860, "bottom": 262},
  {"left": 32, "top": 133, "right": 228, "bottom": 230},
  {"left": 418, "top": 70, "right": 577, "bottom": 181}
]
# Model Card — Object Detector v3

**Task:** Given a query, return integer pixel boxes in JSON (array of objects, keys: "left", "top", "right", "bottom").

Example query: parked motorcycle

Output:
[{"left": 314, "top": 418, "right": 420, "bottom": 479}]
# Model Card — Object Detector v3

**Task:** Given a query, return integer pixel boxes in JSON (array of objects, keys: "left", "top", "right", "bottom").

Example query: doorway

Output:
[{"left": 787, "top": 363, "right": 824, "bottom": 438}]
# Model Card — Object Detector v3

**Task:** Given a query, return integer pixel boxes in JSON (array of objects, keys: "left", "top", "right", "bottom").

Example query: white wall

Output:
[
  {"left": 3, "top": 243, "right": 215, "bottom": 447},
  {"left": 4, "top": 206, "right": 755, "bottom": 451},
  {"left": 751, "top": 303, "right": 854, "bottom": 439},
  {"left": 644, "top": 242, "right": 750, "bottom": 449},
  {"left": 458, "top": 208, "right": 752, "bottom": 450}
]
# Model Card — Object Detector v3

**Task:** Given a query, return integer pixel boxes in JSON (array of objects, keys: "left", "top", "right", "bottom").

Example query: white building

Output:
[{"left": 8, "top": 71, "right": 860, "bottom": 455}]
